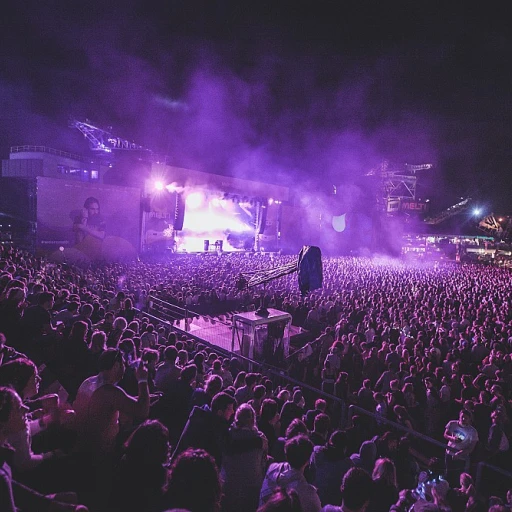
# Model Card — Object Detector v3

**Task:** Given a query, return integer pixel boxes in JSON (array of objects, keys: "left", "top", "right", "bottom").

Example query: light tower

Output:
[{"left": 366, "top": 160, "right": 433, "bottom": 213}]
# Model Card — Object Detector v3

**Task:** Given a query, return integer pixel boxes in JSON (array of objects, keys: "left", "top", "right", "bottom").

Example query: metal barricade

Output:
[
  {"left": 144, "top": 296, "right": 512, "bottom": 502},
  {"left": 475, "top": 461, "right": 512, "bottom": 499},
  {"left": 146, "top": 294, "right": 191, "bottom": 326}
]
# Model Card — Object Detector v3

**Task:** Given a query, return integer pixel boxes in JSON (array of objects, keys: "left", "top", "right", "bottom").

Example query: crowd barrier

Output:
[{"left": 144, "top": 296, "right": 512, "bottom": 500}]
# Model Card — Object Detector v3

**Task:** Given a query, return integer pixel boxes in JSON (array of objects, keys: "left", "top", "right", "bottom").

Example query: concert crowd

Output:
[{"left": 0, "top": 244, "right": 511, "bottom": 512}]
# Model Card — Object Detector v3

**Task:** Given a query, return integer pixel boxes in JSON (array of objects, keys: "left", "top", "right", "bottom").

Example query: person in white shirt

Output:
[{"left": 444, "top": 409, "right": 478, "bottom": 485}]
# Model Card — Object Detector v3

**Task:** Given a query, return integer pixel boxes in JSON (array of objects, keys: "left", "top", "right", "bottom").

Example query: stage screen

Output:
[
  {"left": 37, "top": 177, "right": 141, "bottom": 262},
  {"left": 177, "top": 190, "right": 258, "bottom": 252}
]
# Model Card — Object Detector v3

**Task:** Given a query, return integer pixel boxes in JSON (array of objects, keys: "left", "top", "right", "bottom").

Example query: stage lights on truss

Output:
[
  {"left": 148, "top": 179, "right": 280, "bottom": 209},
  {"left": 150, "top": 178, "right": 184, "bottom": 194},
  {"left": 217, "top": 193, "right": 278, "bottom": 207}
]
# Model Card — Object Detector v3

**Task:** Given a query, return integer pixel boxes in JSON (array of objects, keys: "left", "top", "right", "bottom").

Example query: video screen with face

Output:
[{"left": 37, "top": 177, "right": 141, "bottom": 262}]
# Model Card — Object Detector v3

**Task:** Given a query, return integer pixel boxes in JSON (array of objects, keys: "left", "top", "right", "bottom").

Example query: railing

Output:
[
  {"left": 144, "top": 296, "right": 512, "bottom": 500},
  {"left": 146, "top": 294, "right": 192, "bottom": 325},
  {"left": 10, "top": 145, "right": 86, "bottom": 162},
  {"left": 475, "top": 461, "right": 512, "bottom": 500},
  {"left": 146, "top": 294, "right": 261, "bottom": 352}
]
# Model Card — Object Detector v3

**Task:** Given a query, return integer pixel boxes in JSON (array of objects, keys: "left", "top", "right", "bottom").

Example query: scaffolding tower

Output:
[{"left": 366, "top": 160, "right": 433, "bottom": 213}]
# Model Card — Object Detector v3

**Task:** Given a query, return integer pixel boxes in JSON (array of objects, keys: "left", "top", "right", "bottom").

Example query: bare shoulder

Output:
[{"left": 91, "top": 383, "right": 125, "bottom": 401}]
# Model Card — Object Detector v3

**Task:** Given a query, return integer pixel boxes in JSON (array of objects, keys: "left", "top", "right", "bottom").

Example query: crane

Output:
[
  {"left": 424, "top": 197, "right": 472, "bottom": 225},
  {"left": 69, "top": 119, "right": 149, "bottom": 154}
]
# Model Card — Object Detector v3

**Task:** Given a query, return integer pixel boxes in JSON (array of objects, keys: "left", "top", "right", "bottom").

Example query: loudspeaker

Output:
[
  {"left": 257, "top": 204, "right": 267, "bottom": 234},
  {"left": 204, "top": 240, "right": 210, "bottom": 252},
  {"left": 297, "top": 245, "right": 323, "bottom": 295},
  {"left": 174, "top": 192, "right": 185, "bottom": 230}
]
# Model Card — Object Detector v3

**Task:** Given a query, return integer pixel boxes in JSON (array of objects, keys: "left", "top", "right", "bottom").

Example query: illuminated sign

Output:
[{"left": 400, "top": 201, "right": 429, "bottom": 212}]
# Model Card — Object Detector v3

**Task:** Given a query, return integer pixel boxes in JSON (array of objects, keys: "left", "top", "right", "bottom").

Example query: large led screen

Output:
[
  {"left": 37, "top": 177, "right": 141, "bottom": 262},
  {"left": 177, "top": 190, "right": 258, "bottom": 252}
]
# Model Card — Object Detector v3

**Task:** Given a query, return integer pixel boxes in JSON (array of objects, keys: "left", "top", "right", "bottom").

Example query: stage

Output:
[{"left": 171, "top": 312, "right": 304, "bottom": 354}]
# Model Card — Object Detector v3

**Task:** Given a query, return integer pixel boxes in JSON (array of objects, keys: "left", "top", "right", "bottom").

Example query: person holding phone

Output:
[
  {"left": 443, "top": 409, "right": 478, "bottom": 486},
  {"left": 72, "top": 197, "right": 106, "bottom": 261}
]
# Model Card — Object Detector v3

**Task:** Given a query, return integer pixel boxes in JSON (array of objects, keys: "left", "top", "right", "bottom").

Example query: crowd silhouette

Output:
[{"left": 0, "top": 244, "right": 511, "bottom": 512}]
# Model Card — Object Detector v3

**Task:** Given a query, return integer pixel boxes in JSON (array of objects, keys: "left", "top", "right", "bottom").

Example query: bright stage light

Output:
[
  {"left": 473, "top": 208, "right": 481, "bottom": 216},
  {"left": 186, "top": 192, "right": 204, "bottom": 209},
  {"left": 268, "top": 198, "right": 274, "bottom": 205},
  {"left": 165, "top": 182, "right": 184, "bottom": 193},
  {"left": 154, "top": 180, "right": 164, "bottom": 191}
]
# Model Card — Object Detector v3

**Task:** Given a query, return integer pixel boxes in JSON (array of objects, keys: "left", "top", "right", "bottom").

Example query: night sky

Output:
[{"left": 1, "top": 1, "right": 512, "bottom": 214}]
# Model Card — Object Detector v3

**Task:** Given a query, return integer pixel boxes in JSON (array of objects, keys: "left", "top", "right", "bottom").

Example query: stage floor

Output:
[{"left": 172, "top": 314, "right": 303, "bottom": 354}]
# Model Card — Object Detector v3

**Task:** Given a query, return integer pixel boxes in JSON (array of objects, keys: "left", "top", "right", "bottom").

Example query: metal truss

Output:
[
  {"left": 69, "top": 119, "right": 148, "bottom": 153},
  {"left": 367, "top": 160, "right": 433, "bottom": 211},
  {"left": 424, "top": 197, "right": 472, "bottom": 225},
  {"left": 477, "top": 214, "right": 512, "bottom": 240}
]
